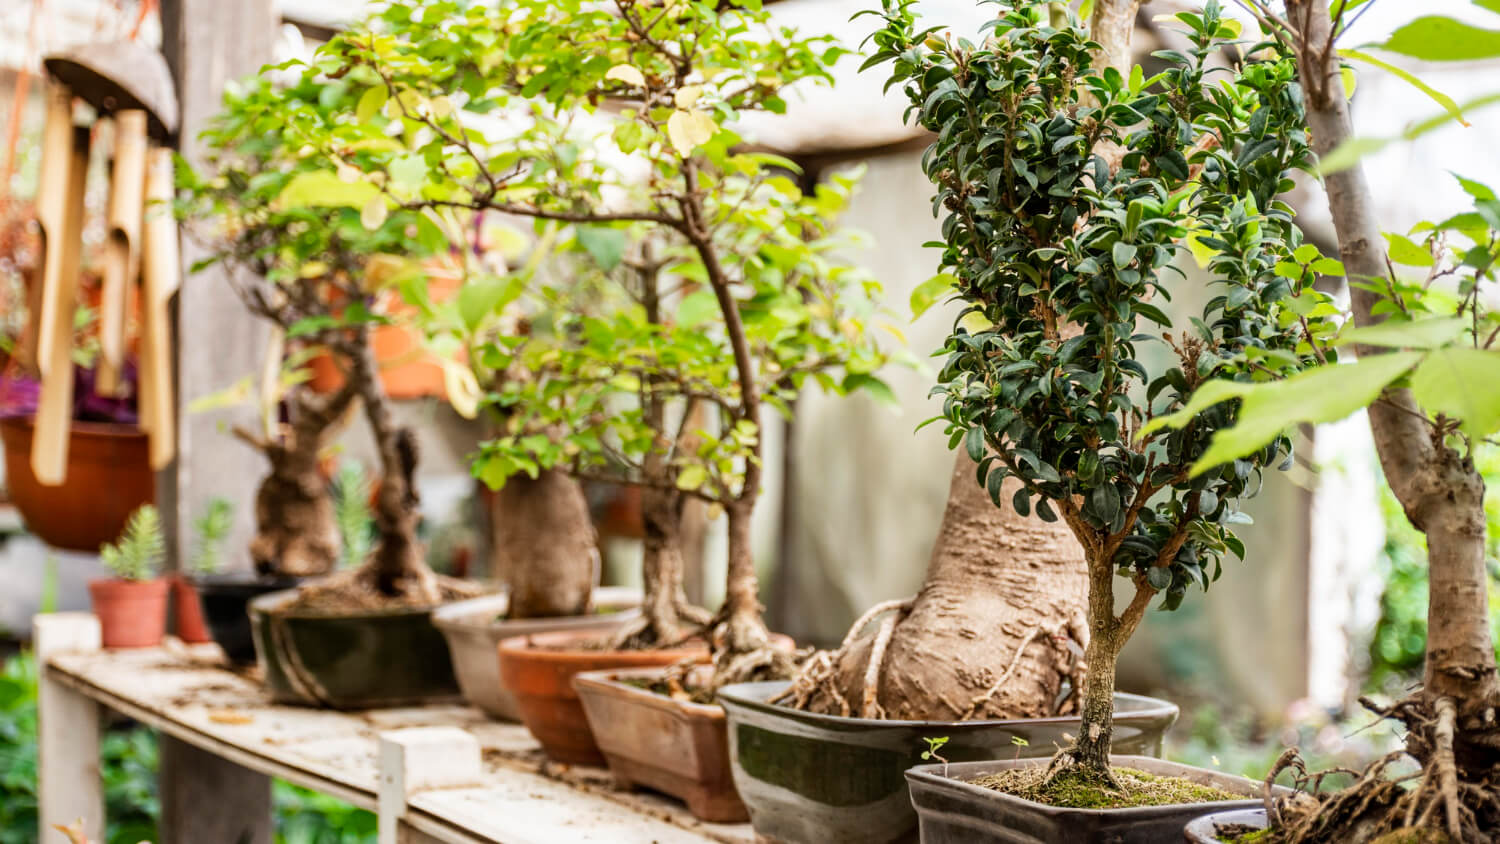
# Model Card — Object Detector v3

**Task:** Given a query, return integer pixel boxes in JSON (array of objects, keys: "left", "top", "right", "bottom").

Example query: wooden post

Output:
[
  {"left": 158, "top": 737, "right": 273, "bottom": 844},
  {"left": 157, "top": 0, "right": 276, "bottom": 568},
  {"left": 33, "top": 613, "right": 103, "bottom": 844},
  {"left": 377, "top": 727, "right": 482, "bottom": 844}
]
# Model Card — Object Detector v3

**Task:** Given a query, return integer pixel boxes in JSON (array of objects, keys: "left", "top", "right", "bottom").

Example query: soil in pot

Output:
[
  {"left": 250, "top": 586, "right": 465, "bottom": 709},
  {"left": 905, "top": 756, "right": 1279, "bottom": 844},
  {"left": 169, "top": 575, "right": 212, "bottom": 644},
  {"left": 433, "top": 587, "right": 643, "bottom": 721},
  {"left": 1183, "top": 808, "right": 1272, "bottom": 843},
  {"left": 89, "top": 578, "right": 169, "bottom": 648},
  {"left": 0, "top": 418, "right": 153, "bottom": 552},
  {"left": 196, "top": 573, "right": 304, "bottom": 665},
  {"left": 717, "top": 681, "right": 1179, "bottom": 844},
  {"left": 498, "top": 629, "right": 711, "bottom": 766},
  {"left": 575, "top": 666, "right": 746, "bottom": 822}
]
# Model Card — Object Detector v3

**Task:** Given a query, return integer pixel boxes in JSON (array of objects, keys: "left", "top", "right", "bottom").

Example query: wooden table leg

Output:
[
  {"left": 34, "top": 614, "right": 104, "bottom": 844},
  {"left": 159, "top": 736, "right": 272, "bottom": 844},
  {"left": 377, "top": 727, "right": 481, "bottom": 844}
]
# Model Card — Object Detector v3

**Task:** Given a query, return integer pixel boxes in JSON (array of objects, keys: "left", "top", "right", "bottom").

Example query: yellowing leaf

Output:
[
  {"left": 430, "top": 95, "right": 453, "bottom": 120},
  {"left": 356, "top": 86, "right": 387, "bottom": 123},
  {"left": 667, "top": 109, "right": 717, "bottom": 157},
  {"left": 675, "top": 85, "right": 705, "bottom": 108},
  {"left": 439, "top": 357, "right": 481, "bottom": 419},
  {"left": 1341, "top": 66, "right": 1358, "bottom": 99},
  {"left": 676, "top": 464, "right": 708, "bottom": 492},
  {"left": 360, "top": 195, "right": 389, "bottom": 230},
  {"left": 336, "top": 163, "right": 361, "bottom": 184},
  {"left": 275, "top": 170, "right": 379, "bottom": 211},
  {"left": 605, "top": 64, "right": 646, "bottom": 87}
]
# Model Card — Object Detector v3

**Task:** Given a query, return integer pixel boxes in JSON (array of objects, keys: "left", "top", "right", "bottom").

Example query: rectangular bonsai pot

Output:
[
  {"left": 574, "top": 666, "right": 746, "bottom": 823},
  {"left": 717, "top": 681, "right": 1178, "bottom": 844},
  {"left": 905, "top": 755, "right": 1281, "bottom": 844}
]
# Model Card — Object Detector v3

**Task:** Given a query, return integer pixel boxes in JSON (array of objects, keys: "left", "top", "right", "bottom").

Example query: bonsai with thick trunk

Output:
[
  {"left": 827, "top": 0, "right": 1324, "bottom": 783},
  {"left": 285, "top": 0, "right": 893, "bottom": 682}
]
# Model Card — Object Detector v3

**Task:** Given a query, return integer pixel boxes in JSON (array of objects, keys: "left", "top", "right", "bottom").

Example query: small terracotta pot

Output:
[
  {"left": 575, "top": 666, "right": 747, "bottom": 822},
  {"left": 0, "top": 417, "right": 154, "bottom": 552},
  {"left": 89, "top": 578, "right": 169, "bottom": 649},
  {"left": 498, "top": 630, "right": 710, "bottom": 765},
  {"left": 169, "top": 574, "right": 212, "bottom": 644}
]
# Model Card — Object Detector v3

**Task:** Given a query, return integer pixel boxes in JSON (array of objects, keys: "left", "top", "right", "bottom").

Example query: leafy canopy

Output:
[{"left": 874, "top": 0, "right": 1326, "bottom": 607}]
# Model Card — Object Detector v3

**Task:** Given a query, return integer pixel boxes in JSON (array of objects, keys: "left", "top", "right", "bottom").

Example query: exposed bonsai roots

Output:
[
  {"left": 1261, "top": 695, "right": 1500, "bottom": 844},
  {"left": 773, "top": 599, "right": 913, "bottom": 717}
]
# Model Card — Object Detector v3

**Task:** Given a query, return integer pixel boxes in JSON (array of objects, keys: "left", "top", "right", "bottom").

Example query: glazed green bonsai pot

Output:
[
  {"left": 249, "top": 587, "right": 460, "bottom": 709},
  {"left": 716, "top": 681, "right": 1178, "bottom": 844}
]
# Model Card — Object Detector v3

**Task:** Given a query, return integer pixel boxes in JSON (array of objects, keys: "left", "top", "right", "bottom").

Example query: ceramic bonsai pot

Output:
[
  {"left": 195, "top": 573, "right": 304, "bottom": 665},
  {"left": 1183, "top": 807, "right": 1272, "bottom": 843},
  {"left": 433, "top": 586, "right": 643, "bottom": 720},
  {"left": 717, "top": 681, "right": 1179, "bottom": 844},
  {"left": 0, "top": 417, "right": 153, "bottom": 552},
  {"left": 89, "top": 578, "right": 169, "bottom": 648},
  {"left": 574, "top": 666, "right": 746, "bottom": 822},
  {"left": 498, "top": 629, "right": 710, "bottom": 765},
  {"left": 169, "top": 574, "right": 212, "bottom": 644},
  {"left": 906, "top": 756, "right": 1277, "bottom": 844},
  {"left": 250, "top": 587, "right": 460, "bottom": 709}
]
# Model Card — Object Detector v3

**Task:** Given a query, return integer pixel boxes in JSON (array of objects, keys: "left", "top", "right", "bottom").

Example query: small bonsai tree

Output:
[
  {"left": 101, "top": 504, "right": 165, "bottom": 582},
  {"left": 265, "top": 0, "right": 892, "bottom": 680},
  {"left": 850, "top": 0, "right": 1324, "bottom": 782},
  {"left": 188, "top": 498, "right": 234, "bottom": 576}
]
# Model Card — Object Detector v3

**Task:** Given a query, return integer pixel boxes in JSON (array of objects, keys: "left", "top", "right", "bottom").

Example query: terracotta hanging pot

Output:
[{"left": 0, "top": 416, "right": 154, "bottom": 551}]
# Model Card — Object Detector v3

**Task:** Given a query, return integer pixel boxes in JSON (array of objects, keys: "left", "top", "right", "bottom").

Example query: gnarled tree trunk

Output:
[
  {"left": 791, "top": 456, "right": 1088, "bottom": 720},
  {"left": 488, "top": 468, "right": 597, "bottom": 618}
]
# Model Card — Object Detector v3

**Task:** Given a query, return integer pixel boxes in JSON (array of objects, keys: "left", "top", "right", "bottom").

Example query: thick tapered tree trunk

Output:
[
  {"left": 800, "top": 457, "right": 1088, "bottom": 720},
  {"left": 488, "top": 468, "right": 596, "bottom": 619},
  {"left": 1286, "top": 0, "right": 1500, "bottom": 746}
]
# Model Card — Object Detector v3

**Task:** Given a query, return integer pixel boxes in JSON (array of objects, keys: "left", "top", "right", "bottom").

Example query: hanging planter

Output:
[
  {"left": 716, "top": 682, "right": 1179, "bottom": 844},
  {"left": 433, "top": 587, "right": 643, "bottom": 721}
]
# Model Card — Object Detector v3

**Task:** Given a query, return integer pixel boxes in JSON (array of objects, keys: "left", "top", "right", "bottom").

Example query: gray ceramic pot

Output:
[
  {"left": 432, "top": 587, "right": 642, "bottom": 720},
  {"left": 1183, "top": 807, "right": 1272, "bottom": 842},
  {"left": 717, "top": 681, "right": 1178, "bottom": 844},
  {"left": 907, "top": 756, "right": 1274, "bottom": 844},
  {"left": 250, "top": 588, "right": 460, "bottom": 710}
]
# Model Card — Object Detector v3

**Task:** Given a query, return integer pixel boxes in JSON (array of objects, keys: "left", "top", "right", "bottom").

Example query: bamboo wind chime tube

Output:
[
  {"left": 33, "top": 84, "right": 75, "bottom": 375},
  {"left": 139, "top": 147, "right": 180, "bottom": 469},
  {"left": 32, "top": 125, "right": 92, "bottom": 486},
  {"left": 98, "top": 110, "right": 149, "bottom": 398}
]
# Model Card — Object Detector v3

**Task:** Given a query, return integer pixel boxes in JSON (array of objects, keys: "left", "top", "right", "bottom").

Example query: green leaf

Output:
[
  {"left": 842, "top": 373, "right": 898, "bottom": 405},
  {"left": 911, "top": 273, "right": 956, "bottom": 319},
  {"left": 1339, "top": 49, "right": 1469, "bottom": 127},
  {"left": 1452, "top": 171, "right": 1496, "bottom": 200},
  {"left": 1316, "top": 137, "right": 1390, "bottom": 175},
  {"left": 677, "top": 289, "right": 719, "bottom": 328},
  {"left": 676, "top": 464, "right": 709, "bottom": 492},
  {"left": 576, "top": 226, "right": 627, "bottom": 271},
  {"left": 1145, "top": 567, "right": 1172, "bottom": 590},
  {"left": 965, "top": 426, "right": 985, "bottom": 462},
  {"left": 1336, "top": 316, "right": 1467, "bottom": 349},
  {"left": 274, "top": 170, "right": 380, "bottom": 210},
  {"left": 1382, "top": 232, "right": 1434, "bottom": 267},
  {"left": 356, "top": 85, "right": 389, "bottom": 123},
  {"left": 1410, "top": 348, "right": 1500, "bottom": 437},
  {"left": 457, "top": 276, "right": 523, "bottom": 332},
  {"left": 1383, "top": 16, "right": 1500, "bottom": 62}
]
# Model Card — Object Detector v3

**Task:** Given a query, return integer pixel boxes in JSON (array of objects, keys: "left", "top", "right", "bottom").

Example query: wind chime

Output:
[{"left": 29, "top": 41, "right": 180, "bottom": 484}]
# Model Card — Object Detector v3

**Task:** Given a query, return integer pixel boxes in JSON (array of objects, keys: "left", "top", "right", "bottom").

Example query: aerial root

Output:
[{"left": 770, "top": 598, "right": 914, "bottom": 714}]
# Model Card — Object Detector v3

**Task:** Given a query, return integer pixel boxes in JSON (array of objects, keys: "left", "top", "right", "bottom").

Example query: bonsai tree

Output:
[
  {"left": 263, "top": 0, "right": 893, "bottom": 681},
  {"left": 1153, "top": 2, "right": 1500, "bottom": 838},
  {"left": 796, "top": 0, "right": 1324, "bottom": 784},
  {"left": 182, "top": 75, "right": 481, "bottom": 608},
  {"left": 187, "top": 498, "right": 234, "bottom": 576}
]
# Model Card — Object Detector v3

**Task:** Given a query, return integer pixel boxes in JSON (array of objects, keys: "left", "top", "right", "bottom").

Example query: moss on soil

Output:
[
  {"left": 968, "top": 765, "right": 1243, "bottom": 810},
  {"left": 621, "top": 676, "right": 716, "bottom": 705}
]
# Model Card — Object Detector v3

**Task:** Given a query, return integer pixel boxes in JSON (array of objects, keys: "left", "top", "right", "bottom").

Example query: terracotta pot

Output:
[
  {"left": 88, "top": 578, "right": 169, "bottom": 649},
  {"left": 905, "top": 756, "right": 1283, "bottom": 844},
  {"left": 575, "top": 666, "right": 747, "bottom": 822},
  {"left": 169, "top": 574, "right": 212, "bottom": 644},
  {"left": 306, "top": 268, "right": 463, "bottom": 399},
  {"left": 497, "top": 629, "right": 711, "bottom": 766},
  {"left": 0, "top": 417, "right": 154, "bottom": 551},
  {"left": 432, "top": 587, "right": 644, "bottom": 720},
  {"left": 717, "top": 682, "right": 1181, "bottom": 844}
]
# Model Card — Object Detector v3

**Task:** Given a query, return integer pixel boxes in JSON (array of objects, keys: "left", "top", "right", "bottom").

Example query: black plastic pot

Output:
[
  {"left": 716, "top": 681, "right": 1179, "bottom": 844},
  {"left": 1183, "top": 807, "right": 1272, "bottom": 843},
  {"left": 194, "top": 574, "right": 303, "bottom": 665},
  {"left": 249, "top": 588, "right": 460, "bottom": 709},
  {"left": 906, "top": 756, "right": 1273, "bottom": 844}
]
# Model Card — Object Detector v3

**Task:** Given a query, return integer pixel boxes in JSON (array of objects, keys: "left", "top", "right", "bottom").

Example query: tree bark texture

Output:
[
  {"left": 488, "top": 468, "right": 596, "bottom": 619},
  {"left": 804, "top": 457, "right": 1088, "bottom": 720},
  {"left": 1285, "top": 0, "right": 1499, "bottom": 736}
]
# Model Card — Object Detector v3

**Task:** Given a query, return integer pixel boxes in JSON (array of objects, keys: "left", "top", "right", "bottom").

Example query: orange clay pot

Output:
[
  {"left": 170, "top": 574, "right": 212, "bottom": 644},
  {"left": 498, "top": 629, "right": 709, "bottom": 766},
  {"left": 89, "top": 578, "right": 168, "bottom": 648},
  {"left": 306, "top": 267, "right": 463, "bottom": 399}
]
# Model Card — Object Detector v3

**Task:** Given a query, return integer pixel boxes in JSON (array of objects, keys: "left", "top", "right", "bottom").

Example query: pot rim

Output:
[
  {"left": 432, "top": 585, "right": 644, "bottom": 633},
  {"left": 573, "top": 665, "right": 725, "bottom": 718},
  {"left": 905, "top": 755, "right": 1282, "bottom": 817},
  {"left": 497, "top": 626, "right": 708, "bottom": 656},
  {"left": 0, "top": 415, "right": 146, "bottom": 439},
  {"left": 88, "top": 576, "right": 168, "bottom": 588},
  {"left": 191, "top": 572, "right": 305, "bottom": 589},
  {"left": 247, "top": 583, "right": 461, "bottom": 621},
  {"left": 717, "top": 680, "right": 1179, "bottom": 730},
  {"left": 1183, "top": 807, "right": 1270, "bottom": 842}
]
